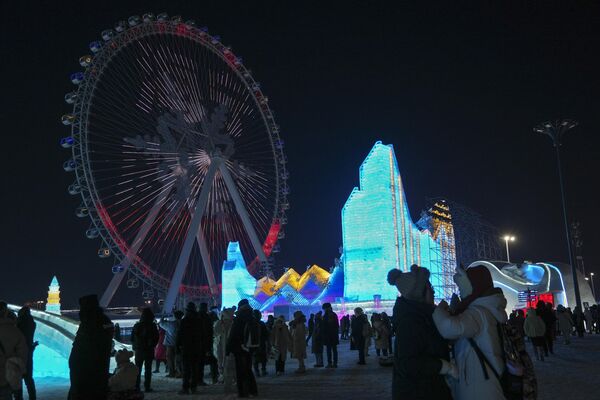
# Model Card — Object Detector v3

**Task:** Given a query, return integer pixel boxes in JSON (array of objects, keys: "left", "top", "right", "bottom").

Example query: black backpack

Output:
[
  {"left": 242, "top": 319, "right": 261, "bottom": 352},
  {"left": 469, "top": 322, "right": 537, "bottom": 400}
]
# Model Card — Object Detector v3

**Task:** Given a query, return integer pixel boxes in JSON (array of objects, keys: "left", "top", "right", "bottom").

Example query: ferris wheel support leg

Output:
[
  {"left": 196, "top": 228, "right": 219, "bottom": 299},
  {"left": 100, "top": 184, "right": 172, "bottom": 308},
  {"left": 163, "top": 159, "right": 221, "bottom": 313},
  {"left": 218, "top": 162, "right": 268, "bottom": 264}
]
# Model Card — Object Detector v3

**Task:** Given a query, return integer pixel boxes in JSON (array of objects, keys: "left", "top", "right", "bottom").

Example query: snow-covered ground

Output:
[{"left": 35, "top": 334, "right": 600, "bottom": 399}]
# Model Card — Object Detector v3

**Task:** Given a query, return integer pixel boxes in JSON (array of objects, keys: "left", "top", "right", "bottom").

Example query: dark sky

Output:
[{"left": 2, "top": 1, "right": 599, "bottom": 307}]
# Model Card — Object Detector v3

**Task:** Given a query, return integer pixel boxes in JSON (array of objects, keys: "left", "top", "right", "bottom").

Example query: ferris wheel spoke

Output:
[
  {"left": 100, "top": 182, "right": 172, "bottom": 307},
  {"left": 195, "top": 227, "right": 218, "bottom": 296},
  {"left": 163, "top": 157, "right": 221, "bottom": 312},
  {"left": 217, "top": 161, "right": 268, "bottom": 263}
]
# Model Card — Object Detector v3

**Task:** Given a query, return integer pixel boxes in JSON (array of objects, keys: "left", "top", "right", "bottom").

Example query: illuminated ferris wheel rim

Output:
[{"left": 62, "top": 13, "right": 289, "bottom": 301}]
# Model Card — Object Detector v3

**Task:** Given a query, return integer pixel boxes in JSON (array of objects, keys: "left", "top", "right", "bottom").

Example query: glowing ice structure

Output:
[
  {"left": 221, "top": 141, "right": 457, "bottom": 308},
  {"left": 45, "top": 276, "right": 61, "bottom": 314},
  {"left": 342, "top": 141, "right": 452, "bottom": 301},
  {"left": 220, "top": 242, "right": 343, "bottom": 311}
]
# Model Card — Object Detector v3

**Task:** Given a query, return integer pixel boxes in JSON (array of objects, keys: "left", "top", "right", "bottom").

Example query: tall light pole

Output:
[
  {"left": 503, "top": 235, "right": 515, "bottom": 263},
  {"left": 534, "top": 119, "right": 582, "bottom": 310},
  {"left": 591, "top": 272, "right": 596, "bottom": 300}
]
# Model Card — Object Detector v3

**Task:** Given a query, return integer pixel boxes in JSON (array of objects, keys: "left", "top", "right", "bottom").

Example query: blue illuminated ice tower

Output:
[
  {"left": 342, "top": 141, "right": 446, "bottom": 301},
  {"left": 221, "top": 242, "right": 258, "bottom": 308}
]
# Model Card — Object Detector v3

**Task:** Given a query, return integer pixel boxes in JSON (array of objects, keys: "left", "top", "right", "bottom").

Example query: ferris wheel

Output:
[{"left": 60, "top": 13, "right": 289, "bottom": 311}]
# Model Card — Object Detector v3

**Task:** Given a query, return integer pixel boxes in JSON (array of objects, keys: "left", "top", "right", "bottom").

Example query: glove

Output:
[{"left": 439, "top": 359, "right": 459, "bottom": 380}]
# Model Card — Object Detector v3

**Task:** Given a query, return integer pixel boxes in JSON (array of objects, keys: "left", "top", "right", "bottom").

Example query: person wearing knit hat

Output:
[
  {"left": 432, "top": 264, "right": 508, "bottom": 400},
  {"left": 387, "top": 265, "right": 454, "bottom": 400}
]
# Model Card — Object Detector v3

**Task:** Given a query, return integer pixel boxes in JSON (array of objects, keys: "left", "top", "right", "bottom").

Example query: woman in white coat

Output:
[{"left": 433, "top": 264, "right": 508, "bottom": 400}]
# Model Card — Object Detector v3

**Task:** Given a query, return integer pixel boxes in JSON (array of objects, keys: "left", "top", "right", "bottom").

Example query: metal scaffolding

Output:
[
  {"left": 426, "top": 198, "right": 502, "bottom": 267},
  {"left": 418, "top": 200, "right": 457, "bottom": 301}
]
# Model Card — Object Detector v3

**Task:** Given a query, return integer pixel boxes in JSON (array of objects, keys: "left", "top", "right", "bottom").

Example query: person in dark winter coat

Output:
[
  {"left": 380, "top": 312, "right": 393, "bottom": 352},
  {"left": 351, "top": 308, "right": 369, "bottom": 365},
  {"left": 536, "top": 301, "right": 556, "bottom": 356},
  {"left": 311, "top": 312, "right": 324, "bottom": 367},
  {"left": 131, "top": 308, "right": 159, "bottom": 392},
  {"left": 252, "top": 309, "right": 269, "bottom": 377},
  {"left": 321, "top": 303, "right": 339, "bottom": 368},
  {"left": 573, "top": 306, "right": 585, "bottom": 338},
  {"left": 177, "top": 302, "right": 203, "bottom": 395},
  {"left": 306, "top": 314, "right": 315, "bottom": 345},
  {"left": 15, "top": 306, "right": 36, "bottom": 400},
  {"left": 197, "top": 303, "right": 217, "bottom": 385},
  {"left": 0, "top": 302, "right": 27, "bottom": 400},
  {"left": 508, "top": 309, "right": 526, "bottom": 339},
  {"left": 226, "top": 300, "right": 258, "bottom": 398},
  {"left": 387, "top": 266, "right": 454, "bottom": 400},
  {"left": 68, "top": 294, "right": 114, "bottom": 400}
]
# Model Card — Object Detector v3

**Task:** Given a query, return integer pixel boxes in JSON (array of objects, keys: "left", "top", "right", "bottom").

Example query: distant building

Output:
[
  {"left": 46, "top": 276, "right": 61, "bottom": 314},
  {"left": 469, "top": 260, "right": 596, "bottom": 311}
]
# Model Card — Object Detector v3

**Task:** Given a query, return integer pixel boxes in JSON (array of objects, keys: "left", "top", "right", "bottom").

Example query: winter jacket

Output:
[
  {"left": 0, "top": 317, "right": 28, "bottom": 388},
  {"left": 159, "top": 318, "right": 180, "bottom": 347},
  {"left": 16, "top": 314, "right": 36, "bottom": 350},
  {"left": 291, "top": 322, "right": 307, "bottom": 359},
  {"left": 321, "top": 310, "right": 339, "bottom": 346},
  {"left": 226, "top": 305, "right": 253, "bottom": 355},
  {"left": 68, "top": 310, "right": 114, "bottom": 400},
  {"left": 538, "top": 307, "right": 556, "bottom": 335},
  {"left": 350, "top": 314, "right": 366, "bottom": 341},
  {"left": 270, "top": 322, "right": 291, "bottom": 361},
  {"left": 198, "top": 311, "right": 214, "bottom": 356},
  {"left": 433, "top": 291, "right": 508, "bottom": 400},
  {"left": 311, "top": 318, "right": 324, "bottom": 354},
  {"left": 524, "top": 310, "right": 546, "bottom": 338},
  {"left": 131, "top": 321, "right": 159, "bottom": 355},
  {"left": 109, "top": 361, "right": 139, "bottom": 392},
  {"left": 556, "top": 311, "right": 573, "bottom": 334},
  {"left": 508, "top": 314, "right": 525, "bottom": 339},
  {"left": 373, "top": 320, "right": 390, "bottom": 351},
  {"left": 392, "top": 297, "right": 452, "bottom": 400},
  {"left": 177, "top": 311, "right": 203, "bottom": 355}
]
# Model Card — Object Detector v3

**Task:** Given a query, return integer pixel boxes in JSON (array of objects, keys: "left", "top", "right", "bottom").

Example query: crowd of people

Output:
[
  {"left": 511, "top": 300, "right": 600, "bottom": 360},
  {"left": 1, "top": 264, "right": 599, "bottom": 399}
]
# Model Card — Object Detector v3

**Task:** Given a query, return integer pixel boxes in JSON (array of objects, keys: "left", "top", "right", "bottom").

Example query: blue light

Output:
[
  {"left": 221, "top": 242, "right": 257, "bottom": 308},
  {"left": 521, "top": 264, "right": 545, "bottom": 283},
  {"left": 33, "top": 342, "right": 69, "bottom": 379},
  {"left": 341, "top": 142, "right": 448, "bottom": 301}
]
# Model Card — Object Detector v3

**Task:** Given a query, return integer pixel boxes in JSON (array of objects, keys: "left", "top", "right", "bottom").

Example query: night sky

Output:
[{"left": 2, "top": 1, "right": 599, "bottom": 308}]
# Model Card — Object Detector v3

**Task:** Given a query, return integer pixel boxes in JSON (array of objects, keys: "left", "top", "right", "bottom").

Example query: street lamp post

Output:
[
  {"left": 534, "top": 119, "right": 582, "bottom": 310},
  {"left": 503, "top": 235, "right": 515, "bottom": 263},
  {"left": 591, "top": 272, "right": 596, "bottom": 300}
]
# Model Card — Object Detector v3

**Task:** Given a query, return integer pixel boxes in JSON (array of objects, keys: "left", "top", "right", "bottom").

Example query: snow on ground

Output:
[{"left": 36, "top": 334, "right": 600, "bottom": 399}]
